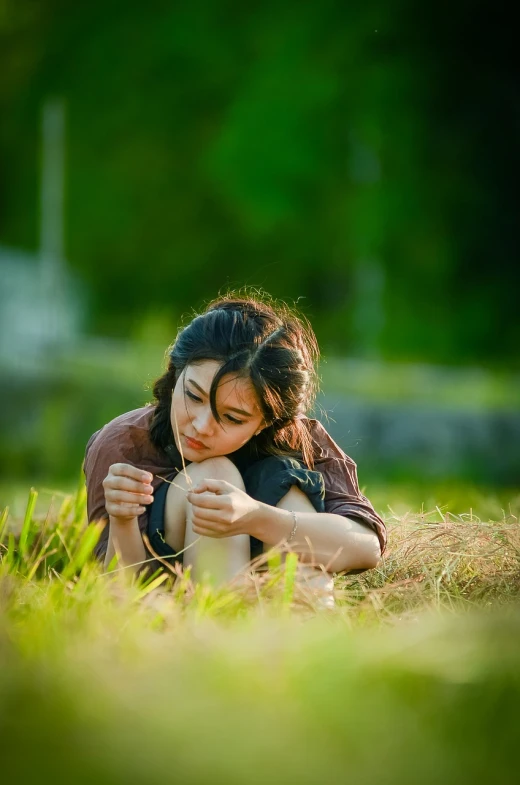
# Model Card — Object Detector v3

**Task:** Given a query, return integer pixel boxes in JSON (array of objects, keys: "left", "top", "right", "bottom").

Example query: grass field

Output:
[{"left": 1, "top": 482, "right": 519, "bottom": 784}]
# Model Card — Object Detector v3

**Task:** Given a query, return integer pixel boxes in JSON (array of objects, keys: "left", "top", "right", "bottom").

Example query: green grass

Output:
[
  {"left": 320, "top": 356, "right": 520, "bottom": 410},
  {"left": 1, "top": 482, "right": 519, "bottom": 783}
]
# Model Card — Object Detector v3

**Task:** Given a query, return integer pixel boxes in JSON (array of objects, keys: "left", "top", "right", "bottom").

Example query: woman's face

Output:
[{"left": 170, "top": 360, "right": 266, "bottom": 462}]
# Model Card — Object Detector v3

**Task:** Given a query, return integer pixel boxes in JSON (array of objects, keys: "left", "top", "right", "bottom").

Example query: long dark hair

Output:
[{"left": 150, "top": 291, "right": 320, "bottom": 468}]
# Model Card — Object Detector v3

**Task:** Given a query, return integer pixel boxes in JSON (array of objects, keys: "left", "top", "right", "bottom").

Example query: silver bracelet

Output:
[{"left": 287, "top": 510, "right": 298, "bottom": 544}]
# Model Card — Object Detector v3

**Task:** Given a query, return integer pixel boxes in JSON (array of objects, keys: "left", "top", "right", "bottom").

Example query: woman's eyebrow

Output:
[{"left": 187, "top": 378, "right": 254, "bottom": 418}]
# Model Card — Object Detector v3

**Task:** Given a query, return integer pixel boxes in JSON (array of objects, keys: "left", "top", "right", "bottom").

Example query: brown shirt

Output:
[{"left": 84, "top": 405, "right": 387, "bottom": 564}]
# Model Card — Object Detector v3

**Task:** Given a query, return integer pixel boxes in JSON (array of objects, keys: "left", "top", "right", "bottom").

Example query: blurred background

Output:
[{"left": 0, "top": 0, "right": 518, "bottom": 511}]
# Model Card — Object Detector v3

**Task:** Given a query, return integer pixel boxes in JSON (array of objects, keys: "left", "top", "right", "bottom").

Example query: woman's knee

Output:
[
  {"left": 182, "top": 456, "right": 245, "bottom": 490},
  {"left": 276, "top": 484, "right": 316, "bottom": 513},
  {"left": 164, "top": 456, "right": 244, "bottom": 510},
  {"left": 163, "top": 457, "right": 245, "bottom": 553}
]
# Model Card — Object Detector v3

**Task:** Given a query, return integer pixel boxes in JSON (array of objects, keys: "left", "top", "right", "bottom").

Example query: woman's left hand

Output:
[{"left": 186, "top": 479, "right": 261, "bottom": 538}]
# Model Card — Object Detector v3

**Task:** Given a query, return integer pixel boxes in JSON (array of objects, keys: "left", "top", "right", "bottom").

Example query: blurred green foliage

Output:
[
  {"left": 0, "top": 1, "right": 517, "bottom": 363},
  {"left": 0, "top": 338, "right": 517, "bottom": 484},
  {"left": 1, "top": 561, "right": 520, "bottom": 785}
]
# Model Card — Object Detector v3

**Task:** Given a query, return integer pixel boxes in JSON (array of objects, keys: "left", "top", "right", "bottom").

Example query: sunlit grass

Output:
[
  {"left": 1, "top": 480, "right": 519, "bottom": 618},
  {"left": 1, "top": 481, "right": 519, "bottom": 783}
]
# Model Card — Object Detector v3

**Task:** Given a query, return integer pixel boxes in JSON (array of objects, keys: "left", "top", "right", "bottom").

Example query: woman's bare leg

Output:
[
  {"left": 163, "top": 457, "right": 251, "bottom": 585},
  {"left": 267, "top": 485, "right": 336, "bottom": 608}
]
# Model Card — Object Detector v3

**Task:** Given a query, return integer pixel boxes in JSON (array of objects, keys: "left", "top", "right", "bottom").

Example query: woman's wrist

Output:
[
  {"left": 246, "top": 502, "right": 294, "bottom": 544},
  {"left": 106, "top": 514, "right": 147, "bottom": 573},
  {"left": 109, "top": 513, "right": 139, "bottom": 527}
]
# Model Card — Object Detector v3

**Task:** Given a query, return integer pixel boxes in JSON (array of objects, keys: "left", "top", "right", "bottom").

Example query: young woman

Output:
[{"left": 84, "top": 293, "right": 386, "bottom": 592}]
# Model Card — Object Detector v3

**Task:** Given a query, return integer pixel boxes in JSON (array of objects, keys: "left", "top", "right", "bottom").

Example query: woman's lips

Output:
[{"left": 184, "top": 435, "right": 207, "bottom": 450}]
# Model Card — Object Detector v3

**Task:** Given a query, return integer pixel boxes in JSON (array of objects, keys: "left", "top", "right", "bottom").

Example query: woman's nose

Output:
[{"left": 192, "top": 407, "right": 216, "bottom": 436}]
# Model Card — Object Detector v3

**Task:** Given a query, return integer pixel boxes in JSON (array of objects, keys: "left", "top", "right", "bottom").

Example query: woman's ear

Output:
[{"left": 254, "top": 421, "right": 270, "bottom": 436}]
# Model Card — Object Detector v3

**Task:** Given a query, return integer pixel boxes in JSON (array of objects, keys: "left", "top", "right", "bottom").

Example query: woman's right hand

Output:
[{"left": 102, "top": 463, "right": 154, "bottom": 520}]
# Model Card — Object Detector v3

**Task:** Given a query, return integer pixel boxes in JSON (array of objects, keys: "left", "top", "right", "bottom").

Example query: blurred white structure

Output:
[
  {"left": 0, "top": 246, "right": 80, "bottom": 372},
  {"left": 0, "top": 99, "right": 81, "bottom": 372}
]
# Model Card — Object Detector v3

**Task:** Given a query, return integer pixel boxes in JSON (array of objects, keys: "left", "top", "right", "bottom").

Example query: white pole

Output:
[{"left": 40, "top": 98, "right": 65, "bottom": 345}]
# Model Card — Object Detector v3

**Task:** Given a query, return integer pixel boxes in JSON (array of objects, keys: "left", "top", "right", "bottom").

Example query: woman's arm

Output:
[
  {"left": 101, "top": 463, "right": 155, "bottom": 574},
  {"left": 308, "top": 418, "right": 387, "bottom": 558},
  {"left": 249, "top": 488, "right": 381, "bottom": 573},
  {"left": 188, "top": 479, "right": 381, "bottom": 574},
  {"left": 104, "top": 516, "right": 148, "bottom": 573}
]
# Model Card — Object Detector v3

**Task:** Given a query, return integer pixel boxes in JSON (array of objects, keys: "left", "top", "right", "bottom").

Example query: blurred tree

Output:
[{"left": 0, "top": 0, "right": 517, "bottom": 365}]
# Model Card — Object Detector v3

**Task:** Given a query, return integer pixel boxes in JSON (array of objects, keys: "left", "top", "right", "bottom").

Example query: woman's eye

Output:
[
  {"left": 185, "top": 389, "right": 243, "bottom": 425},
  {"left": 225, "top": 415, "right": 244, "bottom": 425},
  {"left": 185, "top": 390, "right": 202, "bottom": 403}
]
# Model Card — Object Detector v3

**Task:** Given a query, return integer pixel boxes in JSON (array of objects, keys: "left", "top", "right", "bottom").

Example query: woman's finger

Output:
[
  {"left": 111, "top": 463, "right": 153, "bottom": 483},
  {"left": 191, "top": 508, "right": 226, "bottom": 524},
  {"left": 105, "top": 475, "right": 154, "bottom": 495},
  {"left": 192, "top": 511, "right": 229, "bottom": 528},
  {"left": 107, "top": 503, "right": 147, "bottom": 517},
  {"left": 191, "top": 523, "right": 227, "bottom": 538},
  {"left": 186, "top": 491, "right": 225, "bottom": 509},
  {"left": 105, "top": 489, "right": 154, "bottom": 505},
  {"left": 192, "top": 479, "right": 233, "bottom": 495}
]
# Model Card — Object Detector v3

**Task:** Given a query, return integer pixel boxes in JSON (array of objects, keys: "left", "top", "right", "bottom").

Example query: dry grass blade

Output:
[
  {"left": 141, "top": 531, "right": 183, "bottom": 577},
  {"left": 170, "top": 397, "right": 193, "bottom": 490},
  {"left": 341, "top": 510, "right": 520, "bottom": 620}
]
